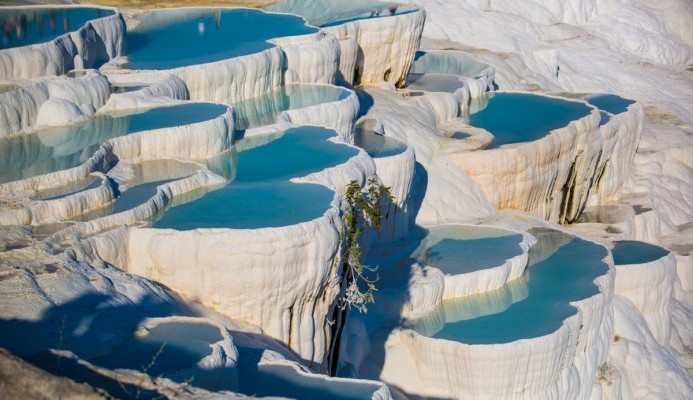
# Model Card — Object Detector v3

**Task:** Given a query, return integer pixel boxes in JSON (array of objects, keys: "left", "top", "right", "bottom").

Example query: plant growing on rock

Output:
[{"left": 339, "top": 178, "right": 392, "bottom": 313}]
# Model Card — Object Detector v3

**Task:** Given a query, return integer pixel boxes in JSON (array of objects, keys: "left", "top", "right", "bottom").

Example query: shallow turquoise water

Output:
[
  {"left": 233, "top": 84, "right": 350, "bottom": 131},
  {"left": 354, "top": 129, "right": 406, "bottom": 158},
  {"left": 469, "top": 93, "right": 592, "bottom": 148},
  {"left": 153, "top": 126, "right": 355, "bottom": 230},
  {"left": 585, "top": 94, "right": 635, "bottom": 115},
  {"left": 268, "top": 0, "right": 417, "bottom": 28},
  {"left": 410, "top": 50, "right": 489, "bottom": 77},
  {"left": 0, "top": 7, "right": 114, "bottom": 50},
  {"left": 0, "top": 103, "right": 226, "bottom": 184},
  {"left": 127, "top": 8, "right": 316, "bottom": 70},
  {"left": 414, "top": 225, "right": 524, "bottom": 275},
  {"left": 612, "top": 240, "right": 669, "bottom": 265},
  {"left": 408, "top": 229, "right": 608, "bottom": 344},
  {"left": 92, "top": 322, "right": 221, "bottom": 377},
  {"left": 405, "top": 73, "right": 466, "bottom": 93}
]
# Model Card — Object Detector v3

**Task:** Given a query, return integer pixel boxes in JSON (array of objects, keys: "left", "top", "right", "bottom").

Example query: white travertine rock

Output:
[
  {"left": 0, "top": 71, "right": 111, "bottom": 137},
  {"left": 372, "top": 146, "right": 416, "bottom": 243},
  {"left": 613, "top": 250, "right": 677, "bottom": 346},
  {"left": 278, "top": 84, "right": 360, "bottom": 142},
  {"left": 270, "top": 31, "right": 340, "bottom": 86},
  {"left": 322, "top": 8, "right": 425, "bottom": 86},
  {"left": 35, "top": 97, "right": 86, "bottom": 127},
  {"left": 0, "top": 6, "right": 125, "bottom": 80},
  {"left": 100, "top": 74, "right": 190, "bottom": 112},
  {"left": 379, "top": 251, "right": 614, "bottom": 400},
  {"left": 442, "top": 92, "right": 616, "bottom": 224}
]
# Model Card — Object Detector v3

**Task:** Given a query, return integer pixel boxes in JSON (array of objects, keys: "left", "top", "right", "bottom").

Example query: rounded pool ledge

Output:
[
  {"left": 0, "top": 5, "right": 120, "bottom": 50},
  {"left": 104, "top": 7, "right": 320, "bottom": 72},
  {"left": 405, "top": 228, "right": 612, "bottom": 345},
  {"left": 467, "top": 90, "right": 597, "bottom": 150},
  {"left": 266, "top": 0, "right": 420, "bottom": 28}
]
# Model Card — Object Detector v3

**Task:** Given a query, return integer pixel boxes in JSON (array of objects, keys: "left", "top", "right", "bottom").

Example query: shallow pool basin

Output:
[
  {"left": 0, "top": 7, "right": 114, "bottom": 50},
  {"left": 469, "top": 92, "right": 592, "bottom": 148},
  {"left": 408, "top": 228, "right": 608, "bottom": 344},
  {"left": 612, "top": 240, "right": 670, "bottom": 265},
  {"left": 354, "top": 129, "right": 407, "bottom": 158},
  {"left": 126, "top": 8, "right": 317, "bottom": 70}
]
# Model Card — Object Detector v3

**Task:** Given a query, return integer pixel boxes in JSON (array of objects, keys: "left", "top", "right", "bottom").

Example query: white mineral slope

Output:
[
  {"left": 270, "top": 31, "right": 341, "bottom": 86},
  {"left": 103, "top": 27, "right": 340, "bottom": 104},
  {"left": 379, "top": 240, "right": 615, "bottom": 400},
  {"left": 372, "top": 145, "right": 416, "bottom": 243},
  {"left": 0, "top": 102, "right": 234, "bottom": 195},
  {"left": 323, "top": 8, "right": 425, "bottom": 86},
  {"left": 0, "top": 6, "right": 125, "bottom": 80},
  {"left": 588, "top": 102, "right": 644, "bottom": 206},
  {"left": 277, "top": 85, "right": 360, "bottom": 142},
  {"left": 100, "top": 74, "right": 190, "bottom": 112},
  {"left": 0, "top": 71, "right": 111, "bottom": 137},
  {"left": 0, "top": 174, "right": 114, "bottom": 226},
  {"left": 443, "top": 93, "right": 634, "bottom": 224},
  {"left": 613, "top": 250, "right": 678, "bottom": 347},
  {"left": 122, "top": 148, "right": 376, "bottom": 367}
]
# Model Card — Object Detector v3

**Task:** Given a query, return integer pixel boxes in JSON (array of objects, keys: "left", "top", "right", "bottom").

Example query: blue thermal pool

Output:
[
  {"left": 612, "top": 240, "right": 669, "bottom": 265},
  {"left": 469, "top": 92, "right": 592, "bottom": 148},
  {"left": 405, "top": 73, "right": 466, "bottom": 93},
  {"left": 267, "top": 0, "right": 417, "bottom": 28},
  {"left": 91, "top": 321, "right": 222, "bottom": 378},
  {"left": 585, "top": 94, "right": 635, "bottom": 115},
  {"left": 0, "top": 7, "right": 114, "bottom": 50},
  {"left": 407, "top": 229, "right": 609, "bottom": 344},
  {"left": 126, "top": 8, "right": 317, "bottom": 70},
  {"left": 354, "top": 129, "right": 406, "bottom": 158},
  {"left": 413, "top": 225, "right": 525, "bottom": 275},
  {"left": 152, "top": 126, "right": 357, "bottom": 230},
  {"left": 238, "top": 357, "right": 383, "bottom": 400},
  {"left": 410, "top": 50, "right": 489, "bottom": 78},
  {"left": 233, "top": 84, "right": 351, "bottom": 131},
  {"left": 0, "top": 103, "right": 227, "bottom": 184}
]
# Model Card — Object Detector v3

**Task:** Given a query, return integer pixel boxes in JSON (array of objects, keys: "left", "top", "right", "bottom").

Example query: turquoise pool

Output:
[
  {"left": 612, "top": 240, "right": 669, "bottom": 265},
  {"left": 126, "top": 8, "right": 317, "bottom": 70},
  {"left": 0, "top": 103, "right": 227, "bottom": 184},
  {"left": 153, "top": 126, "right": 356, "bottom": 230},
  {"left": 413, "top": 225, "right": 525, "bottom": 275},
  {"left": 405, "top": 73, "right": 466, "bottom": 93},
  {"left": 354, "top": 129, "right": 406, "bottom": 158},
  {"left": 0, "top": 7, "right": 114, "bottom": 50},
  {"left": 233, "top": 84, "right": 351, "bottom": 131},
  {"left": 410, "top": 50, "right": 489, "bottom": 78},
  {"left": 585, "top": 94, "right": 635, "bottom": 115},
  {"left": 469, "top": 93, "right": 592, "bottom": 148},
  {"left": 267, "top": 0, "right": 417, "bottom": 28},
  {"left": 408, "top": 229, "right": 608, "bottom": 344}
]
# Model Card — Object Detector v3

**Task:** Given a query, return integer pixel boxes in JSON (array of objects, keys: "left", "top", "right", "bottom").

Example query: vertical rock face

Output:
[
  {"left": 0, "top": 72, "right": 111, "bottom": 137},
  {"left": 0, "top": 7, "right": 125, "bottom": 80},
  {"left": 323, "top": 8, "right": 426, "bottom": 86}
]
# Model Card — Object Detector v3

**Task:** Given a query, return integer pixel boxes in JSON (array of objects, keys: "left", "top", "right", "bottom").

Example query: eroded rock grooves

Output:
[{"left": 0, "top": 1, "right": 690, "bottom": 399}]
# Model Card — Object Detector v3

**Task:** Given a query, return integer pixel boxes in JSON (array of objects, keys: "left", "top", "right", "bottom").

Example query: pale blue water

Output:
[
  {"left": 585, "top": 94, "right": 635, "bottom": 115},
  {"left": 126, "top": 8, "right": 316, "bottom": 70},
  {"left": 153, "top": 126, "right": 356, "bottom": 230},
  {"left": 408, "top": 229, "right": 609, "bottom": 344},
  {"left": 0, "top": 7, "right": 114, "bottom": 50},
  {"left": 469, "top": 93, "right": 592, "bottom": 148},
  {"left": 410, "top": 50, "right": 489, "bottom": 77},
  {"left": 233, "top": 84, "right": 351, "bottom": 131},
  {"left": 239, "top": 361, "right": 382, "bottom": 400},
  {"left": 612, "top": 240, "right": 669, "bottom": 265},
  {"left": 405, "top": 73, "right": 466, "bottom": 93},
  {"left": 0, "top": 103, "right": 226, "bottom": 184},
  {"left": 92, "top": 322, "right": 222, "bottom": 377},
  {"left": 354, "top": 129, "right": 406, "bottom": 158},
  {"left": 267, "top": 0, "right": 417, "bottom": 28},
  {"left": 414, "top": 225, "right": 524, "bottom": 275}
]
